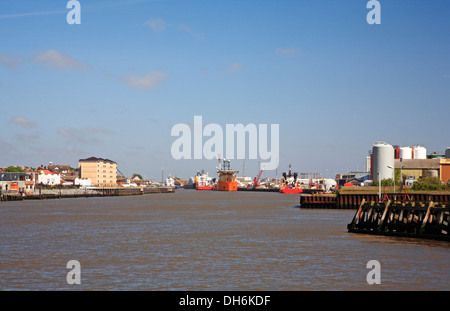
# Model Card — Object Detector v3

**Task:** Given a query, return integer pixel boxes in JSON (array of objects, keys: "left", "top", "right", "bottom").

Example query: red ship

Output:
[
  {"left": 196, "top": 184, "right": 213, "bottom": 190},
  {"left": 195, "top": 170, "right": 214, "bottom": 190},
  {"left": 280, "top": 186, "right": 303, "bottom": 194},
  {"left": 280, "top": 164, "right": 304, "bottom": 194}
]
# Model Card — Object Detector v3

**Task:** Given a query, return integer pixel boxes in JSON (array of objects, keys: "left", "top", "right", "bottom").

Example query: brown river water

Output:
[{"left": 0, "top": 190, "right": 448, "bottom": 291}]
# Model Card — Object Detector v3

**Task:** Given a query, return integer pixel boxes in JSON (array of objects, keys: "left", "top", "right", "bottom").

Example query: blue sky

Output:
[{"left": 0, "top": 0, "right": 449, "bottom": 180}]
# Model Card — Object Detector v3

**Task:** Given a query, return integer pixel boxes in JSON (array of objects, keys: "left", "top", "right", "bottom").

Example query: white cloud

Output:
[
  {"left": 275, "top": 48, "right": 299, "bottom": 55},
  {"left": 0, "top": 54, "right": 22, "bottom": 69},
  {"left": 178, "top": 24, "right": 205, "bottom": 40},
  {"left": 226, "top": 62, "right": 242, "bottom": 73},
  {"left": 1, "top": 51, "right": 93, "bottom": 72},
  {"left": 11, "top": 116, "right": 36, "bottom": 129},
  {"left": 144, "top": 18, "right": 168, "bottom": 33},
  {"left": 86, "top": 126, "right": 116, "bottom": 135},
  {"left": 124, "top": 71, "right": 169, "bottom": 89},
  {"left": 30, "top": 145, "right": 86, "bottom": 159},
  {"left": 32, "top": 50, "right": 92, "bottom": 71},
  {"left": 0, "top": 1, "right": 151, "bottom": 20},
  {"left": 57, "top": 126, "right": 115, "bottom": 144},
  {"left": 0, "top": 139, "right": 14, "bottom": 154},
  {"left": 15, "top": 134, "right": 40, "bottom": 143},
  {"left": 144, "top": 18, "right": 205, "bottom": 40},
  {"left": 0, "top": 10, "right": 66, "bottom": 20}
]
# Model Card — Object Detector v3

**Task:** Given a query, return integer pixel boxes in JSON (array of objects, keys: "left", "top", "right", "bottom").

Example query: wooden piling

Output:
[{"left": 347, "top": 200, "right": 449, "bottom": 241}]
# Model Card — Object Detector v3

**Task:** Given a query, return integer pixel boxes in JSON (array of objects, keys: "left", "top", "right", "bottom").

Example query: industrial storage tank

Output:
[
  {"left": 412, "top": 145, "right": 427, "bottom": 159},
  {"left": 372, "top": 142, "right": 395, "bottom": 182},
  {"left": 399, "top": 146, "right": 412, "bottom": 159},
  {"left": 394, "top": 146, "right": 400, "bottom": 159}
]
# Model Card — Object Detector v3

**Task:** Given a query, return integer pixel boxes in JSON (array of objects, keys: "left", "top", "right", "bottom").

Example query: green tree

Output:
[
  {"left": 372, "top": 179, "right": 394, "bottom": 187},
  {"left": 132, "top": 173, "right": 143, "bottom": 180},
  {"left": 412, "top": 176, "right": 445, "bottom": 191},
  {"left": 381, "top": 178, "right": 394, "bottom": 186},
  {"left": 395, "top": 168, "right": 401, "bottom": 185},
  {"left": 3, "top": 166, "right": 25, "bottom": 172}
]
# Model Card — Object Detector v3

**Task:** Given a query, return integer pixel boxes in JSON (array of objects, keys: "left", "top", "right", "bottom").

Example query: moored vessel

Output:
[
  {"left": 217, "top": 159, "right": 239, "bottom": 191},
  {"left": 280, "top": 186, "right": 303, "bottom": 194},
  {"left": 280, "top": 164, "right": 304, "bottom": 194},
  {"left": 195, "top": 170, "right": 214, "bottom": 190},
  {"left": 165, "top": 176, "right": 175, "bottom": 187}
]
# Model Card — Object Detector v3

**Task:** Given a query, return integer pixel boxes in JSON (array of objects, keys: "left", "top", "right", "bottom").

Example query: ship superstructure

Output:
[{"left": 217, "top": 159, "right": 239, "bottom": 191}]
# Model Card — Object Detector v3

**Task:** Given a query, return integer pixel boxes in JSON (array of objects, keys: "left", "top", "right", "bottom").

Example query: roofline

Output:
[{"left": 79, "top": 157, "right": 117, "bottom": 164}]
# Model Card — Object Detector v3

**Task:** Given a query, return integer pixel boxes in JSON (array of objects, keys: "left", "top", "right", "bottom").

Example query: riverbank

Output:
[
  {"left": 338, "top": 186, "right": 450, "bottom": 195},
  {"left": 0, "top": 186, "right": 175, "bottom": 202}
]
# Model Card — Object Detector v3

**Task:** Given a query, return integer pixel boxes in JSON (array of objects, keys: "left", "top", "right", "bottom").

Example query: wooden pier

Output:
[
  {"left": 0, "top": 193, "right": 23, "bottom": 202},
  {"left": 347, "top": 199, "right": 450, "bottom": 241},
  {"left": 299, "top": 194, "right": 337, "bottom": 208}
]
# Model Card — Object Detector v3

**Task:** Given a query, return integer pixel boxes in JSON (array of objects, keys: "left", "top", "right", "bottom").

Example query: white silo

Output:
[
  {"left": 412, "top": 145, "right": 427, "bottom": 159},
  {"left": 399, "top": 146, "right": 412, "bottom": 159},
  {"left": 372, "top": 142, "right": 395, "bottom": 182},
  {"left": 365, "top": 156, "right": 371, "bottom": 173}
]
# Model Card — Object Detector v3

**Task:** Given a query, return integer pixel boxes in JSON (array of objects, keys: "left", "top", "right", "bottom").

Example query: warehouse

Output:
[{"left": 394, "top": 158, "right": 440, "bottom": 184}]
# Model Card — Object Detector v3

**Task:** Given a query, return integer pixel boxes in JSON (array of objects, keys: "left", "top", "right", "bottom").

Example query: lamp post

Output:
[
  {"left": 378, "top": 172, "right": 381, "bottom": 202},
  {"left": 399, "top": 158, "right": 403, "bottom": 187}
]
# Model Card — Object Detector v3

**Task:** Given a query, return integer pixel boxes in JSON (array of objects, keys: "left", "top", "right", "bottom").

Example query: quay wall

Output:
[
  {"left": 300, "top": 192, "right": 450, "bottom": 209},
  {"left": 0, "top": 187, "right": 175, "bottom": 202}
]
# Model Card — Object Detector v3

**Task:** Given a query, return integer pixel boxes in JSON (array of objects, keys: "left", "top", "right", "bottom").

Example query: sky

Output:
[{"left": 0, "top": 0, "right": 449, "bottom": 181}]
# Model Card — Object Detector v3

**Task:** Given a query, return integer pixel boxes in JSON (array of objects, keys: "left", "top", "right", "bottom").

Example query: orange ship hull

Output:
[
  {"left": 280, "top": 186, "right": 303, "bottom": 194},
  {"left": 217, "top": 181, "right": 238, "bottom": 191},
  {"left": 196, "top": 185, "right": 213, "bottom": 190}
]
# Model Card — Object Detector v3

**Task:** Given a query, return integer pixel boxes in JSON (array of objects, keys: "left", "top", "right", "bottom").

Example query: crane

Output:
[
  {"left": 253, "top": 168, "right": 264, "bottom": 188},
  {"left": 170, "top": 175, "right": 186, "bottom": 187}
]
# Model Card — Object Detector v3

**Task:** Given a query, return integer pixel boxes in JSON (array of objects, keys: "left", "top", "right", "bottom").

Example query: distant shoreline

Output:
[{"left": 0, "top": 186, "right": 175, "bottom": 202}]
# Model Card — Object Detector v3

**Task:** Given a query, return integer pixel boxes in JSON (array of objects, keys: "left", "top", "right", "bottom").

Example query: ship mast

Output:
[{"left": 217, "top": 154, "right": 222, "bottom": 170}]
